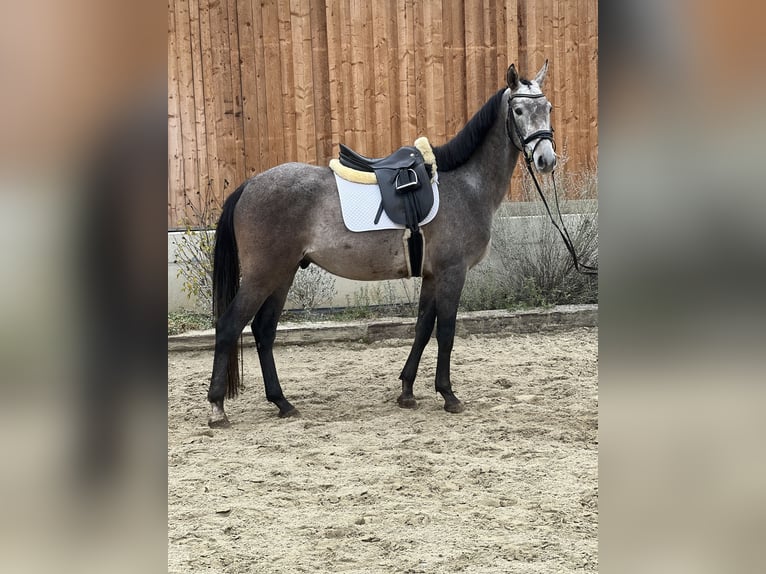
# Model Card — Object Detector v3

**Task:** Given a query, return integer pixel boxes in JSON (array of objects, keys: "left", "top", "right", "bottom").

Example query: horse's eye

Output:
[{"left": 514, "top": 108, "right": 522, "bottom": 116}]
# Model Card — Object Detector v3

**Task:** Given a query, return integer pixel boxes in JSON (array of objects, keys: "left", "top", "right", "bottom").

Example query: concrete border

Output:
[{"left": 168, "top": 304, "right": 597, "bottom": 352}]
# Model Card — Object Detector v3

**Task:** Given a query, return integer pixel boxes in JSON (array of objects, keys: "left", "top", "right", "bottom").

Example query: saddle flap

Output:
[{"left": 375, "top": 162, "right": 433, "bottom": 228}]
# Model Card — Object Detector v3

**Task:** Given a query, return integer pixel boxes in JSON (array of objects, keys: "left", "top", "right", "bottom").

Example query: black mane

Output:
[{"left": 433, "top": 88, "right": 507, "bottom": 171}]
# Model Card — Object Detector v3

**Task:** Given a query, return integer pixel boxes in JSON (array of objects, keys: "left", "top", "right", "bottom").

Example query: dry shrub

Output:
[{"left": 461, "top": 166, "right": 598, "bottom": 310}]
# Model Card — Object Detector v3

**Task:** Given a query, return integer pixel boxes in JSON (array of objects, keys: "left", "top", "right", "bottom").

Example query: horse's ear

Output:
[
  {"left": 534, "top": 59, "right": 549, "bottom": 87},
  {"left": 506, "top": 64, "right": 519, "bottom": 91}
]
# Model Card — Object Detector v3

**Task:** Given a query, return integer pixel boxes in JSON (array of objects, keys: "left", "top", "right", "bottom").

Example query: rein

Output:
[{"left": 507, "top": 92, "right": 598, "bottom": 276}]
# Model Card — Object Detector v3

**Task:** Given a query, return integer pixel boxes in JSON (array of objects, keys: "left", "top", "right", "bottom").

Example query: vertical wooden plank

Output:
[
  {"left": 587, "top": 0, "right": 598, "bottom": 172},
  {"left": 325, "top": 0, "right": 345, "bottom": 151},
  {"left": 253, "top": 0, "right": 272, "bottom": 171},
  {"left": 422, "top": 0, "right": 445, "bottom": 141},
  {"left": 516, "top": 0, "right": 527, "bottom": 73},
  {"left": 566, "top": 1, "right": 580, "bottom": 180},
  {"left": 483, "top": 0, "right": 497, "bottom": 90},
  {"left": 277, "top": 0, "right": 297, "bottom": 162},
  {"left": 450, "top": 0, "right": 466, "bottom": 137},
  {"left": 197, "top": 0, "right": 221, "bottom": 207},
  {"left": 371, "top": 1, "right": 391, "bottom": 154},
  {"left": 522, "top": 0, "right": 533, "bottom": 73},
  {"left": 508, "top": 0, "right": 518, "bottom": 75},
  {"left": 236, "top": 0, "right": 260, "bottom": 178},
  {"left": 174, "top": 0, "right": 201, "bottom": 219},
  {"left": 309, "top": 0, "right": 332, "bottom": 165},
  {"left": 495, "top": 0, "right": 508, "bottom": 84},
  {"left": 168, "top": 0, "right": 184, "bottom": 227},
  {"left": 226, "top": 0, "right": 246, "bottom": 188},
  {"left": 361, "top": 0, "right": 376, "bottom": 154},
  {"left": 412, "top": 0, "right": 427, "bottom": 138},
  {"left": 463, "top": 0, "right": 484, "bottom": 112},
  {"left": 384, "top": 0, "right": 401, "bottom": 147},
  {"left": 348, "top": 0, "right": 367, "bottom": 152},
  {"left": 541, "top": 0, "right": 554, "bottom": 76},
  {"left": 199, "top": 0, "right": 223, "bottom": 203},
  {"left": 580, "top": 0, "right": 596, "bottom": 173},
  {"left": 210, "top": 0, "right": 237, "bottom": 201},
  {"left": 349, "top": 0, "right": 363, "bottom": 149},
  {"left": 548, "top": 1, "right": 566, "bottom": 173},
  {"left": 550, "top": 0, "right": 562, "bottom": 138},
  {"left": 562, "top": 0, "right": 578, "bottom": 178},
  {"left": 574, "top": 0, "right": 587, "bottom": 178},
  {"left": 340, "top": 0, "right": 355, "bottom": 145},
  {"left": 188, "top": 0, "right": 210, "bottom": 203},
  {"left": 441, "top": 0, "right": 453, "bottom": 143},
  {"left": 530, "top": 0, "right": 545, "bottom": 72},
  {"left": 261, "top": 0, "right": 285, "bottom": 166},
  {"left": 290, "top": 0, "right": 316, "bottom": 163},
  {"left": 396, "top": 0, "right": 416, "bottom": 144}
]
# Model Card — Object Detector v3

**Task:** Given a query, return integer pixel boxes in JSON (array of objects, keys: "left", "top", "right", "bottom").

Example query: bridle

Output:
[
  {"left": 506, "top": 91, "right": 598, "bottom": 276},
  {"left": 506, "top": 92, "right": 555, "bottom": 163}
]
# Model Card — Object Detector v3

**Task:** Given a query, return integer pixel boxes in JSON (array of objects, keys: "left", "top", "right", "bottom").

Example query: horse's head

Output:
[{"left": 506, "top": 61, "right": 556, "bottom": 174}]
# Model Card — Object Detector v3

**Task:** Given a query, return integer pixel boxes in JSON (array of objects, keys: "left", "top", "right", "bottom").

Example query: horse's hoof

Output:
[
  {"left": 208, "top": 415, "right": 231, "bottom": 428},
  {"left": 444, "top": 400, "right": 465, "bottom": 414},
  {"left": 209, "top": 404, "right": 231, "bottom": 428},
  {"left": 397, "top": 395, "right": 419, "bottom": 409},
  {"left": 279, "top": 407, "right": 300, "bottom": 419}
]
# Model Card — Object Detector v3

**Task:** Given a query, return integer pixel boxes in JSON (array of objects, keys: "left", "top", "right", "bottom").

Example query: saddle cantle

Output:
[{"left": 330, "top": 138, "right": 438, "bottom": 277}]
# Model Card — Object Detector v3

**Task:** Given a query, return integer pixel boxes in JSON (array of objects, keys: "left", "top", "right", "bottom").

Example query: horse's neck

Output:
[{"left": 458, "top": 114, "right": 519, "bottom": 211}]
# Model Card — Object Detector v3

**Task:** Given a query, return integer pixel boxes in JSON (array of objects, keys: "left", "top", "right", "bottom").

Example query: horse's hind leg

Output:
[
  {"left": 398, "top": 276, "right": 437, "bottom": 409},
  {"left": 251, "top": 277, "right": 298, "bottom": 418},
  {"left": 207, "top": 287, "right": 265, "bottom": 427}
]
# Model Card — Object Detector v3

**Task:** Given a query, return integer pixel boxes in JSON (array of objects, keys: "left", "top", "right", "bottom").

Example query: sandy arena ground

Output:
[{"left": 168, "top": 327, "right": 597, "bottom": 573}]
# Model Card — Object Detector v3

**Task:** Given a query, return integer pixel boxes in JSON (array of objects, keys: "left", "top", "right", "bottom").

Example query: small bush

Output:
[
  {"left": 173, "top": 184, "right": 221, "bottom": 316},
  {"left": 168, "top": 310, "right": 213, "bottom": 335},
  {"left": 349, "top": 279, "right": 420, "bottom": 317},
  {"left": 287, "top": 265, "right": 338, "bottom": 315}
]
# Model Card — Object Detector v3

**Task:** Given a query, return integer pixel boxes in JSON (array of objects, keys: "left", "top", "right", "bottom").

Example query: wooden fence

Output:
[{"left": 168, "top": 0, "right": 597, "bottom": 228}]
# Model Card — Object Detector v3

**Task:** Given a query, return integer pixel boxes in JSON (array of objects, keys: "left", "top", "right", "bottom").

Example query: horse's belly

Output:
[{"left": 306, "top": 228, "right": 411, "bottom": 281}]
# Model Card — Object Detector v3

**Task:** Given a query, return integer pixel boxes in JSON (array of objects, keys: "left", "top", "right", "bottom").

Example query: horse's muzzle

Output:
[{"left": 533, "top": 141, "right": 557, "bottom": 174}]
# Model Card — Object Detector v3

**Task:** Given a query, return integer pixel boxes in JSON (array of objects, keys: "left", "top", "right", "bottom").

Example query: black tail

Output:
[{"left": 213, "top": 183, "right": 247, "bottom": 398}]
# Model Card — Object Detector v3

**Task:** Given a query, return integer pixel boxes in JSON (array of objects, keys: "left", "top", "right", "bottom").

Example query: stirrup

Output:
[{"left": 395, "top": 168, "right": 419, "bottom": 192}]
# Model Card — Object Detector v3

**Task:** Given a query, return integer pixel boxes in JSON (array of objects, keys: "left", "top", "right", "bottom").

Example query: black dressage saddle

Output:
[
  {"left": 337, "top": 143, "right": 435, "bottom": 277},
  {"left": 338, "top": 143, "right": 434, "bottom": 230}
]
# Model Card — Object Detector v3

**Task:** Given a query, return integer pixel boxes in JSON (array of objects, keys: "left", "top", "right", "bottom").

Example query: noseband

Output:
[{"left": 506, "top": 92, "right": 555, "bottom": 164}]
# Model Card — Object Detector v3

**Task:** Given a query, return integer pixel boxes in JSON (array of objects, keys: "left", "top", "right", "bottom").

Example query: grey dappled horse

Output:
[{"left": 207, "top": 62, "right": 556, "bottom": 427}]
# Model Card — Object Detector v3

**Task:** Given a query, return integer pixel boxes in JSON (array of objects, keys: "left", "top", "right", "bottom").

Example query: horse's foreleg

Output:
[
  {"left": 251, "top": 280, "right": 298, "bottom": 418},
  {"left": 398, "top": 276, "right": 437, "bottom": 409},
  {"left": 433, "top": 268, "right": 467, "bottom": 413}
]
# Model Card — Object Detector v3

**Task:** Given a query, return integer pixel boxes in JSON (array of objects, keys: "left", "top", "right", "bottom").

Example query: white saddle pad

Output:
[{"left": 334, "top": 173, "right": 440, "bottom": 233}]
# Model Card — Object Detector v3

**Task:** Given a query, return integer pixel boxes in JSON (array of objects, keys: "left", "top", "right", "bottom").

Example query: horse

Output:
[{"left": 207, "top": 61, "right": 556, "bottom": 427}]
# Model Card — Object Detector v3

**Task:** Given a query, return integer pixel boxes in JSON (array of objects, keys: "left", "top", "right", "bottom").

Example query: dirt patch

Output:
[{"left": 168, "top": 327, "right": 597, "bottom": 573}]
